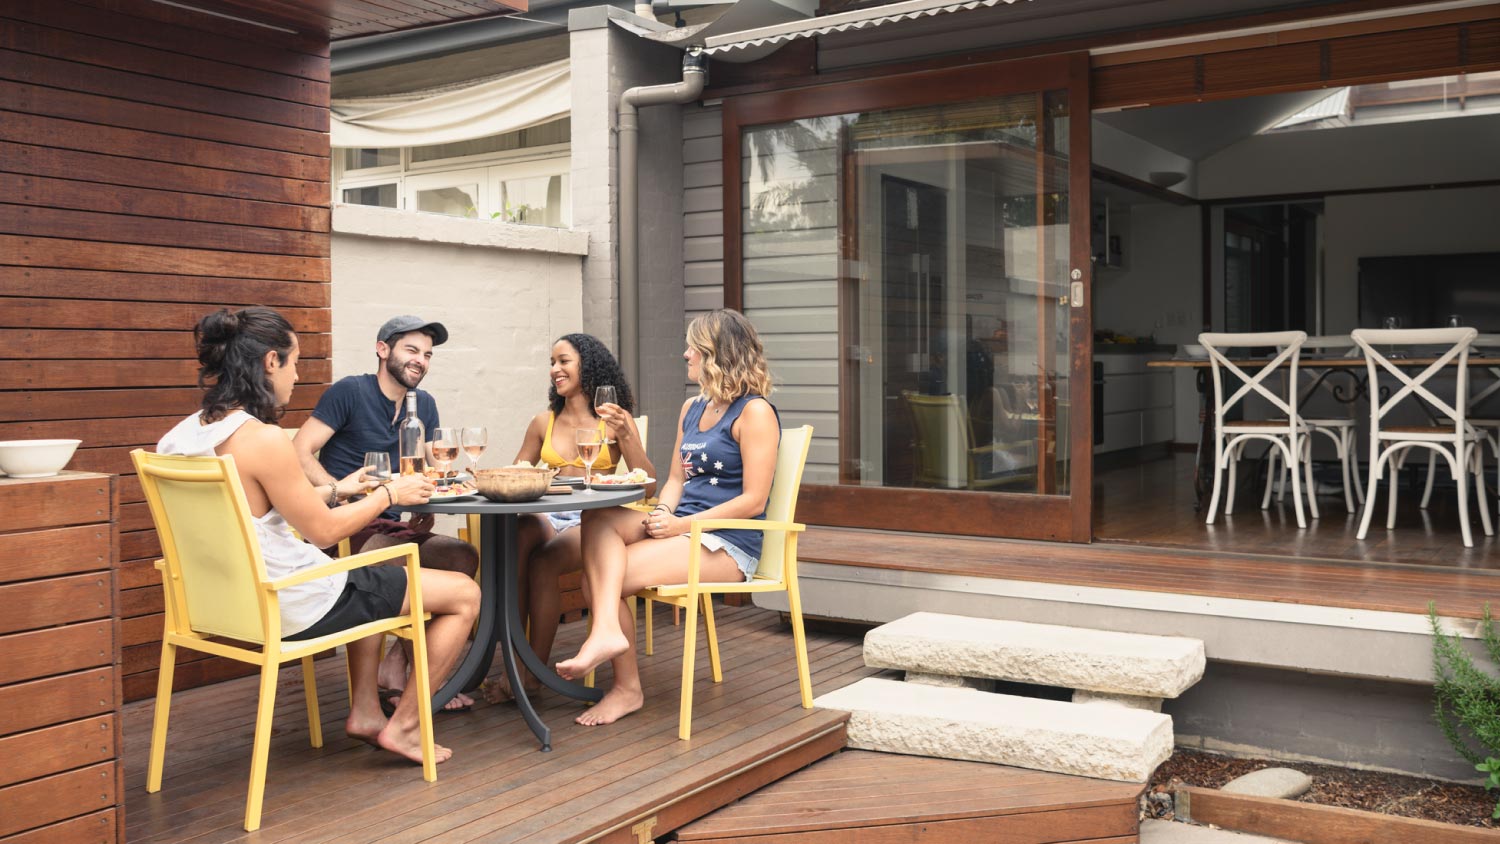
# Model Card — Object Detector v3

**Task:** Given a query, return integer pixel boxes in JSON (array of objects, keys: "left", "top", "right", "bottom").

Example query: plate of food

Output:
[
  {"left": 428, "top": 486, "right": 480, "bottom": 501},
  {"left": 590, "top": 469, "right": 653, "bottom": 490}
]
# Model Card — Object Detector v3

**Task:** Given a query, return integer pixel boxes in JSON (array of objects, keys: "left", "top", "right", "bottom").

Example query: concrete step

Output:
[
  {"left": 815, "top": 677, "right": 1173, "bottom": 782},
  {"left": 864, "top": 611, "right": 1205, "bottom": 699}
]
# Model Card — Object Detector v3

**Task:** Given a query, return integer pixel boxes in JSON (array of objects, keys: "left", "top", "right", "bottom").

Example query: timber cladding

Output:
[
  {"left": 0, "top": 472, "right": 121, "bottom": 842},
  {"left": 0, "top": 1, "right": 332, "bottom": 705}
]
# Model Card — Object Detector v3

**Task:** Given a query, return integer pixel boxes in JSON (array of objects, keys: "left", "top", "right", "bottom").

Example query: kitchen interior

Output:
[{"left": 1085, "top": 71, "right": 1500, "bottom": 565}]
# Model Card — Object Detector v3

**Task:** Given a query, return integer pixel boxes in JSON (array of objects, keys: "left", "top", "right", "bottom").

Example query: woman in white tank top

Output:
[{"left": 163, "top": 307, "right": 480, "bottom": 766}]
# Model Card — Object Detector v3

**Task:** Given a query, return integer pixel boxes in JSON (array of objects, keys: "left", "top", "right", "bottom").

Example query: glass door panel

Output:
[{"left": 735, "top": 54, "right": 1090, "bottom": 540}]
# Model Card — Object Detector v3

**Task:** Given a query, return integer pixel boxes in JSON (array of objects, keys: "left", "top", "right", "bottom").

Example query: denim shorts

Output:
[
  {"left": 695, "top": 533, "right": 758, "bottom": 582},
  {"left": 547, "top": 509, "right": 581, "bottom": 533}
]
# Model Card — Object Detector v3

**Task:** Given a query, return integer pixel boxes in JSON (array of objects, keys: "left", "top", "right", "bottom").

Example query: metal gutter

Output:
[{"left": 618, "top": 49, "right": 707, "bottom": 386}]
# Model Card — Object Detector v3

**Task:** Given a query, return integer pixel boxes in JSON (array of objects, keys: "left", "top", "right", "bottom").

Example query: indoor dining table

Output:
[
  {"left": 1148, "top": 352, "right": 1500, "bottom": 508},
  {"left": 401, "top": 484, "right": 643, "bottom": 751}
]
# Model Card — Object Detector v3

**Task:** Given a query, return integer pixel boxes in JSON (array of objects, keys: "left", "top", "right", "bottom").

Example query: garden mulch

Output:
[{"left": 1144, "top": 749, "right": 1498, "bottom": 829}]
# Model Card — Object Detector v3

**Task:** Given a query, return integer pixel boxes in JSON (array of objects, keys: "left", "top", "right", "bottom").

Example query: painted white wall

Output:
[
  {"left": 1323, "top": 185, "right": 1500, "bottom": 334},
  {"left": 1196, "top": 112, "right": 1500, "bottom": 200},
  {"left": 1092, "top": 121, "right": 1196, "bottom": 197},
  {"left": 330, "top": 204, "right": 588, "bottom": 467},
  {"left": 1093, "top": 202, "right": 1203, "bottom": 443}
]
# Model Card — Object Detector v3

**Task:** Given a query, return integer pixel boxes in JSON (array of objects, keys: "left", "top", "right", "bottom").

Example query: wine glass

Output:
[
  {"left": 595, "top": 386, "right": 618, "bottom": 444},
  {"left": 575, "top": 427, "right": 603, "bottom": 492},
  {"left": 362, "top": 451, "right": 392, "bottom": 484},
  {"left": 429, "top": 427, "right": 460, "bottom": 479},
  {"left": 461, "top": 427, "right": 487, "bottom": 472}
]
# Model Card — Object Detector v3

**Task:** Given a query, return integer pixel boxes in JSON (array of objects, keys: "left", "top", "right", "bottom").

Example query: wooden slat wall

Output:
[
  {"left": 0, "top": 473, "right": 119, "bottom": 843},
  {"left": 0, "top": 0, "right": 333, "bottom": 702}
]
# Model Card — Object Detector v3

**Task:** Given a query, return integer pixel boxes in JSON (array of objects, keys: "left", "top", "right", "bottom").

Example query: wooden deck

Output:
[
  {"left": 676, "top": 751, "right": 1143, "bottom": 843},
  {"left": 123, "top": 603, "right": 879, "bottom": 844},
  {"left": 789, "top": 451, "right": 1500, "bottom": 624}
]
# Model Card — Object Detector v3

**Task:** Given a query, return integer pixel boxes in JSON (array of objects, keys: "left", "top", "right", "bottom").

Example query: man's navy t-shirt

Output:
[{"left": 311, "top": 374, "right": 438, "bottom": 518}]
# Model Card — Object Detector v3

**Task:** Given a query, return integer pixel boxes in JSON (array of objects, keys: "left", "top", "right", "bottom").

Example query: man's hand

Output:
[{"left": 409, "top": 512, "right": 436, "bottom": 534}]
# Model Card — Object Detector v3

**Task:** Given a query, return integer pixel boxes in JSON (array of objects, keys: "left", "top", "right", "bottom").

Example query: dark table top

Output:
[{"left": 399, "top": 485, "right": 644, "bottom": 516}]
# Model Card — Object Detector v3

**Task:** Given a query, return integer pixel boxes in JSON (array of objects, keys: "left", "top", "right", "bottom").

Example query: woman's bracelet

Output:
[
  {"left": 325, "top": 483, "right": 338, "bottom": 507},
  {"left": 380, "top": 485, "right": 396, "bottom": 508}
]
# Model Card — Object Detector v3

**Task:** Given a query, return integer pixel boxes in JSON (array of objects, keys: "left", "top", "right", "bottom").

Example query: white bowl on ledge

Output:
[{"left": 0, "top": 439, "right": 82, "bottom": 478}]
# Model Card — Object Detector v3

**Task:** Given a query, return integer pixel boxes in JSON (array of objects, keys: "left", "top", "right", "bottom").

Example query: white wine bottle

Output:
[{"left": 398, "top": 392, "right": 426, "bottom": 476}]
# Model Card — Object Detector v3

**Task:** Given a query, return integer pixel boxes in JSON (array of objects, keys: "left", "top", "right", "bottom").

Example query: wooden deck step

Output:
[{"left": 672, "top": 750, "right": 1144, "bottom": 843}]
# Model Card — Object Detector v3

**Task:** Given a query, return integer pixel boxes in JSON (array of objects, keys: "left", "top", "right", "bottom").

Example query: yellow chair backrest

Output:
[
  {"left": 904, "top": 392, "right": 969, "bottom": 486},
  {"left": 751, "top": 425, "right": 813, "bottom": 583},
  {"left": 132, "top": 450, "right": 273, "bottom": 644}
]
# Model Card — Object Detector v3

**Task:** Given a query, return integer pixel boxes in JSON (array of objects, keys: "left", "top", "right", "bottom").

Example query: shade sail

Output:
[{"left": 331, "top": 58, "right": 569, "bottom": 149}]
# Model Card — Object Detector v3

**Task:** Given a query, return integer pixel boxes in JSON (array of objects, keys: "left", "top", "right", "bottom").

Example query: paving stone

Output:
[
  {"left": 815, "top": 677, "right": 1173, "bottom": 783},
  {"left": 1221, "top": 767, "right": 1313, "bottom": 799},
  {"left": 905, "top": 671, "right": 994, "bottom": 691},
  {"left": 1073, "top": 689, "right": 1164, "bottom": 712},
  {"left": 864, "top": 612, "right": 1205, "bottom": 698}
]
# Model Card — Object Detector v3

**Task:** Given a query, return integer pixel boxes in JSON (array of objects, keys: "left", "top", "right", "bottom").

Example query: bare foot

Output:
[
  {"left": 376, "top": 719, "right": 453, "bottom": 764},
  {"left": 377, "top": 642, "right": 410, "bottom": 691},
  {"left": 575, "top": 686, "right": 643, "bottom": 726},
  {"left": 483, "top": 673, "right": 541, "bottom": 705},
  {"left": 556, "top": 631, "right": 629, "bottom": 681},
  {"left": 385, "top": 691, "right": 474, "bottom": 711},
  {"left": 346, "top": 711, "right": 387, "bottom": 748}
]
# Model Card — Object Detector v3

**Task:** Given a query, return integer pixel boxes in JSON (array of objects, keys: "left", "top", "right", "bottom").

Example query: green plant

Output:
[
  {"left": 1429, "top": 602, "right": 1500, "bottom": 818},
  {"left": 1478, "top": 757, "right": 1500, "bottom": 819}
]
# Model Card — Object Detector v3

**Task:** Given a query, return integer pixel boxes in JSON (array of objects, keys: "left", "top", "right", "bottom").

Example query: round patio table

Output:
[{"left": 401, "top": 485, "right": 643, "bottom": 751}]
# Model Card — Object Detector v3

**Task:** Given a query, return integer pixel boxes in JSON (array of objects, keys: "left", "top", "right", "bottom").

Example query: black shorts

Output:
[{"left": 286, "top": 565, "right": 408, "bottom": 641}]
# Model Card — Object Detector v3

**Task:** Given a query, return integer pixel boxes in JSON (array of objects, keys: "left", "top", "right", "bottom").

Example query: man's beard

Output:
[{"left": 386, "top": 354, "right": 425, "bottom": 390}]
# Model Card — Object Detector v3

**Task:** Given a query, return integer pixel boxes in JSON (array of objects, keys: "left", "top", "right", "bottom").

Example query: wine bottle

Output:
[{"left": 398, "top": 392, "right": 426, "bottom": 476}]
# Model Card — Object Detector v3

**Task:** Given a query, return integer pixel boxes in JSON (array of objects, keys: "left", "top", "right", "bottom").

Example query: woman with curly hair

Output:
[
  {"left": 487, "top": 333, "right": 654, "bottom": 702},
  {"left": 557, "top": 309, "right": 779, "bottom": 725}
]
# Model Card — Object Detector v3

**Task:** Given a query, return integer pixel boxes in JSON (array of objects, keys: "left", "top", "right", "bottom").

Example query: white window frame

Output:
[{"left": 332, "top": 135, "right": 572, "bottom": 226}]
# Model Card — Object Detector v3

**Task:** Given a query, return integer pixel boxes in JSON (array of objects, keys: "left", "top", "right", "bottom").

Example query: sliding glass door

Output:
[{"left": 725, "top": 53, "right": 1093, "bottom": 541}]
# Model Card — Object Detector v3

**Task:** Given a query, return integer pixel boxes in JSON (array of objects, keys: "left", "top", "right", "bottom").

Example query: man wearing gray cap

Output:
[{"left": 294, "top": 316, "right": 479, "bottom": 708}]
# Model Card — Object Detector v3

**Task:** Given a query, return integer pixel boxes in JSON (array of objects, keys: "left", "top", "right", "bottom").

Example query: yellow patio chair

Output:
[
  {"left": 132, "top": 449, "right": 438, "bottom": 832},
  {"left": 904, "top": 392, "right": 1034, "bottom": 490},
  {"left": 634, "top": 425, "right": 814, "bottom": 740}
]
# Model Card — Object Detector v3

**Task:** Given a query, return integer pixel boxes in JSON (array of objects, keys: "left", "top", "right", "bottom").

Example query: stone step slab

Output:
[
  {"left": 864, "top": 611, "right": 1206, "bottom": 698},
  {"left": 815, "top": 677, "right": 1173, "bottom": 782}
]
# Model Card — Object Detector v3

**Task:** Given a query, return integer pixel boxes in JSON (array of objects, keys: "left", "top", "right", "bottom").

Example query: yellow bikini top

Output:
[{"left": 539, "top": 413, "right": 616, "bottom": 470}]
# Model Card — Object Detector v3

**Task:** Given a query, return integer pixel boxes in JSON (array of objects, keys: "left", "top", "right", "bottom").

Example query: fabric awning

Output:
[
  {"left": 702, "top": 0, "right": 1022, "bottom": 61},
  {"left": 330, "top": 58, "right": 569, "bottom": 149}
]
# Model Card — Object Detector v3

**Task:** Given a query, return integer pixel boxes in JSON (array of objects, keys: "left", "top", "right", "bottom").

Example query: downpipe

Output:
[{"left": 618, "top": 48, "right": 706, "bottom": 386}]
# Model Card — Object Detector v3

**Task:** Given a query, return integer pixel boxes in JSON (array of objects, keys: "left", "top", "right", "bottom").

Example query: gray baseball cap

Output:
[{"left": 377, "top": 315, "right": 448, "bottom": 346}]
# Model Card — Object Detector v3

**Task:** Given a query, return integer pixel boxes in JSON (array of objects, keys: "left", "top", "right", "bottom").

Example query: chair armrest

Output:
[
  {"left": 267, "top": 542, "right": 420, "bottom": 591},
  {"left": 688, "top": 519, "right": 805, "bottom": 535}
]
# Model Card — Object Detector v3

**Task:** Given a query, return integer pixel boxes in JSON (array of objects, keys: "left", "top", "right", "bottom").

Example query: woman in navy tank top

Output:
[{"left": 557, "top": 309, "right": 781, "bottom": 727}]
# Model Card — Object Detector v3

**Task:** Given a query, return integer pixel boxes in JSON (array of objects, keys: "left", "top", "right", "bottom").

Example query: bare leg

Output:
[
  {"left": 556, "top": 507, "right": 644, "bottom": 680},
  {"left": 574, "top": 534, "right": 742, "bottom": 726},
  {"left": 486, "top": 515, "right": 556, "bottom": 703},
  {"left": 344, "top": 634, "right": 386, "bottom": 745},
  {"left": 375, "top": 568, "right": 480, "bottom": 764},
  {"left": 365, "top": 531, "right": 479, "bottom": 708}
]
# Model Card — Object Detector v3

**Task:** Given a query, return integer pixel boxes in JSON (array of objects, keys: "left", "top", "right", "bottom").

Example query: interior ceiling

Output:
[{"left": 1094, "top": 88, "right": 1336, "bottom": 161}]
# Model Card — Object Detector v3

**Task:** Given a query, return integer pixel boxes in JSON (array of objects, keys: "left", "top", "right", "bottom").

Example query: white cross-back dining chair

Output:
[
  {"left": 1467, "top": 335, "right": 1500, "bottom": 514},
  {"left": 1350, "top": 327, "right": 1493, "bottom": 548},
  {"left": 1263, "top": 335, "right": 1364, "bottom": 515},
  {"left": 1200, "top": 331, "right": 1310, "bottom": 529}
]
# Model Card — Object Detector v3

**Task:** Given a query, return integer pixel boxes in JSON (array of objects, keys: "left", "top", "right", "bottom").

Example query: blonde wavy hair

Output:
[{"left": 687, "top": 309, "right": 773, "bottom": 404}]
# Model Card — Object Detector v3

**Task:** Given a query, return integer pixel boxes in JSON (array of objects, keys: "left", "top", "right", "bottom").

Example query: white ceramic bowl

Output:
[
  {"left": 1181, "top": 343, "right": 1208, "bottom": 359},
  {"left": 0, "top": 439, "right": 82, "bottom": 478}
]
